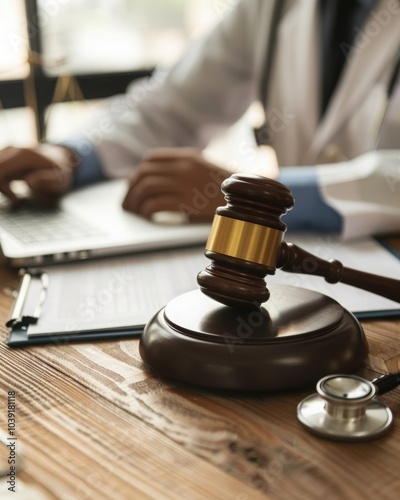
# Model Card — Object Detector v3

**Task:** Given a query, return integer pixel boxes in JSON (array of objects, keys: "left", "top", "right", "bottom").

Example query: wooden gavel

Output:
[{"left": 197, "top": 173, "right": 400, "bottom": 308}]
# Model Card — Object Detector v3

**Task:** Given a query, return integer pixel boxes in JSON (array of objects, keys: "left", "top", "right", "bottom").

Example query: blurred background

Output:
[{"left": 0, "top": 0, "right": 239, "bottom": 146}]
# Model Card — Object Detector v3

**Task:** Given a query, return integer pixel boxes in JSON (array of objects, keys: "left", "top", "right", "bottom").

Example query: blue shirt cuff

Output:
[
  {"left": 60, "top": 138, "right": 105, "bottom": 188},
  {"left": 278, "top": 167, "right": 343, "bottom": 233}
]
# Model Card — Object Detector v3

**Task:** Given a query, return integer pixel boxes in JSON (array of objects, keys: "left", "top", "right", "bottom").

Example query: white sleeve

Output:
[
  {"left": 79, "top": 0, "right": 266, "bottom": 179},
  {"left": 317, "top": 150, "right": 400, "bottom": 240}
]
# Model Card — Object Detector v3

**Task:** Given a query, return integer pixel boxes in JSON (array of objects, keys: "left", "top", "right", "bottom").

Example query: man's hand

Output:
[
  {"left": 0, "top": 144, "right": 78, "bottom": 206},
  {"left": 122, "top": 148, "right": 231, "bottom": 222}
]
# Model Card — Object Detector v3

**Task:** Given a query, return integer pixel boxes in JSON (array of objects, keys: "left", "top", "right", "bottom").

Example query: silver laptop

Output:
[{"left": 0, "top": 179, "right": 211, "bottom": 267}]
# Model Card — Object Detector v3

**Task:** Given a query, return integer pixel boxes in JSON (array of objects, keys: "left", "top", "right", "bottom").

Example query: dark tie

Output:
[{"left": 320, "top": 0, "right": 375, "bottom": 115}]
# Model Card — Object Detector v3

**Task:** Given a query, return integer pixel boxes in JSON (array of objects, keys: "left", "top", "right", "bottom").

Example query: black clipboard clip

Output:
[{"left": 6, "top": 269, "right": 49, "bottom": 329}]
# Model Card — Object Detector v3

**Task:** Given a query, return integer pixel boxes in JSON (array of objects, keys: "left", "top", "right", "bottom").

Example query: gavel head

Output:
[{"left": 197, "top": 173, "right": 294, "bottom": 308}]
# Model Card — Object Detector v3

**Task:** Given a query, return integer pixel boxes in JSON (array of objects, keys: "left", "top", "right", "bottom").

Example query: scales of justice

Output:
[{"left": 140, "top": 174, "right": 400, "bottom": 392}]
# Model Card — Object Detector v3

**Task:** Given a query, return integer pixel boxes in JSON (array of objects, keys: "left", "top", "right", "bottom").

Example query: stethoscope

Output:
[{"left": 297, "top": 371, "right": 400, "bottom": 441}]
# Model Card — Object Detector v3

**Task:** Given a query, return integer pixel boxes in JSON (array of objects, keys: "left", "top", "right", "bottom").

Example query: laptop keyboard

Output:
[{"left": 0, "top": 203, "right": 104, "bottom": 244}]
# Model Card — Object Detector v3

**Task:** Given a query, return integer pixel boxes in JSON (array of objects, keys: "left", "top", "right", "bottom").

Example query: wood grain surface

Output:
[{"left": 1, "top": 265, "right": 400, "bottom": 500}]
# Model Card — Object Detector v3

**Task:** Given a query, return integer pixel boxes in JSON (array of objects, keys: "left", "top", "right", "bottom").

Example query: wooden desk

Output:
[{"left": 1, "top": 265, "right": 400, "bottom": 500}]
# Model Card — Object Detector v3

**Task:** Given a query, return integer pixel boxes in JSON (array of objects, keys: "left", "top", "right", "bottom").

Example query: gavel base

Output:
[{"left": 139, "top": 286, "right": 368, "bottom": 392}]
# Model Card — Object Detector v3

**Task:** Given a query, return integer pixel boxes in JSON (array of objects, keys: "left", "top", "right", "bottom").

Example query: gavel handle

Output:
[{"left": 277, "top": 242, "right": 400, "bottom": 303}]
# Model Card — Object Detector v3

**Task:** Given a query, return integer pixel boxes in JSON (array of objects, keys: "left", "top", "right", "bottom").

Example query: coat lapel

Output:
[{"left": 305, "top": 0, "right": 400, "bottom": 162}]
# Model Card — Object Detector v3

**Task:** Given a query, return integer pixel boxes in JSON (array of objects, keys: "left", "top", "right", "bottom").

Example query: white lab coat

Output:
[{"left": 84, "top": 0, "right": 400, "bottom": 238}]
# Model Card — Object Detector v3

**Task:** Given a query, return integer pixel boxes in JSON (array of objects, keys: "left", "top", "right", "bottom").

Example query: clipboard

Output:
[
  {"left": 6, "top": 269, "right": 143, "bottom": 347},
  {"left": 5, "top": 247, "right": 207, "bottom": 348},
  {"left": 7, "top": 325, "right": 143, "bottom": 347}
]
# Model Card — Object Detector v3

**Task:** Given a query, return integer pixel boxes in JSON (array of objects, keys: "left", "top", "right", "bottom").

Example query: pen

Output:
[{"left": 6, "top": 269, "right": 48, "bottom": 328}]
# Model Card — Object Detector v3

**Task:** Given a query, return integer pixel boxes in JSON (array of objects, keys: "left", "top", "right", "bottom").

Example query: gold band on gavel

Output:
[{"left": 205, "top": 215, "right": 283, "bottom": 267}]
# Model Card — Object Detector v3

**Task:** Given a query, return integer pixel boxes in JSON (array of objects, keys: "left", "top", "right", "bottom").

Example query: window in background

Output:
[
  {"left": 39, "top": 0, "right": 239, "bottom": 141},
  {"left": 0, "top": 0, "right": 29, "bottom": 80},
  {"left": 38, "top": 0, "right": 239, "bottom": 75},
  {"left": 0, "top": 0, "right": 240, "bottom": 146},
  {"left": 0, "top": 1, "right": 36, "bottom": 146},
  {"left": 0, "top": 108, "right": 36, "bottom": 149}
]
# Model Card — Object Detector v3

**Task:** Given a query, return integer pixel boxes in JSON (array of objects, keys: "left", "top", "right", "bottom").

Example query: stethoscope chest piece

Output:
[{"left": 297, "top": 374, "right": 393, "bottom": 441}]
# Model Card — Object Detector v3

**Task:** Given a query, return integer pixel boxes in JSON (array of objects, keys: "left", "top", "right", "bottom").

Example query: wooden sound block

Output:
[{"left": 139, "top": 285, "right": 368, "bottom": 392}]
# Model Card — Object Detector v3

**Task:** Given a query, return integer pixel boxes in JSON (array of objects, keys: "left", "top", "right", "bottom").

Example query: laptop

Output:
[{"left": 0, "top": 179, "right": 211, "bottom": 267}]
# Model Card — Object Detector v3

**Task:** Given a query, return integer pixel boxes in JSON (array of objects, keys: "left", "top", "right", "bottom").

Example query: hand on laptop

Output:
[
  {"left": 122, "top": 148, "right": 231, "bottom": 222},
  {"left": 0, "top": 145, "right": 78, "bottom": 206}
]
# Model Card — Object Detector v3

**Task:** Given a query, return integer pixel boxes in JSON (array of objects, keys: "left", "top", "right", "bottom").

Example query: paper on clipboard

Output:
[{"left": 25, "top": 247, "right": 207, "bottom": 337}]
